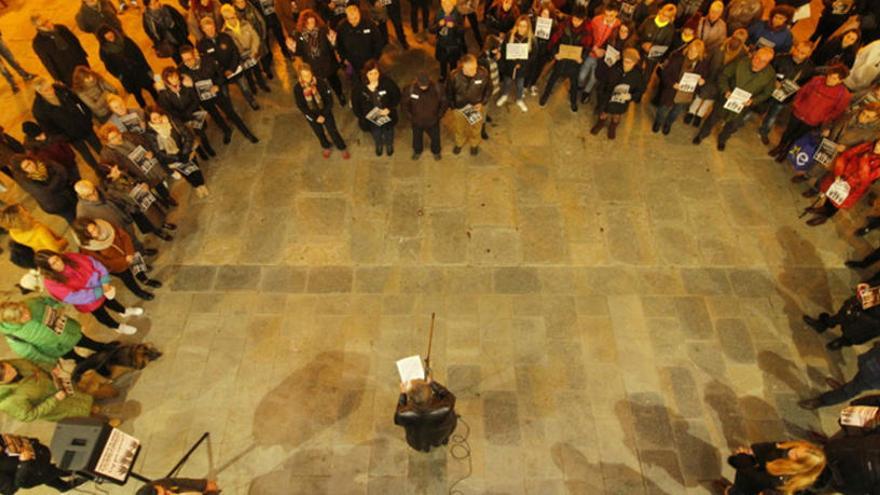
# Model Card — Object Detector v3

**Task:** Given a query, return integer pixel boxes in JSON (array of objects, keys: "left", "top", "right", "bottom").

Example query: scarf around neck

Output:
[
  {"left": 80, "top": 219, "right": 116, "bottom": 251},
  {"left": 150, "top": 120, "right": 180, "bottom": 154}
]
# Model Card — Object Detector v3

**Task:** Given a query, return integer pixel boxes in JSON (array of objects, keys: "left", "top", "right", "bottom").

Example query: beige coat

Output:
[{"left": 223, "top": 20, "right": 262, "bottom": 61}]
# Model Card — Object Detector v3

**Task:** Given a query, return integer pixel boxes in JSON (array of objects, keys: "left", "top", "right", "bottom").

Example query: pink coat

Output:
[{"left": 43, "top": 253, "right": 111, "bottom": 313}]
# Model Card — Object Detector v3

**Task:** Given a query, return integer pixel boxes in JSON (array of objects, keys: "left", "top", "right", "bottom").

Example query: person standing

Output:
[
  {"left": 813, "top": 29, "right": 861, "bottom": 68},
  {"left": 10, "top": 155, "right": 78, "bottom": 225},
  {"left": 694, "top": 1, "right": 726, "bottom": 52},
  {"left": 394, "top": 374, "right": 458, "bottom": 453},
  {"left": 76, "top": 0, "right": 124, "bottom": 39},
  {"left": 485, "top": 0, "right": 520, "bottom": 37},
  {"left": 0, "top": 296, "right": 115, "bottom": 366},
  {"left": 757, "top": 41, "right": 815, "bottom": 145},
  {"left": 497, "top": 15, "right": 536, "bottom": 112},
  {"left": 336, "top": 5, "right": 385, "bottom": 74},
  {"left": 352, "top": 60, "right": 401, "bottom": 156},
  {"left": 0, "top": 434, "right": 85, "bottom": 493},
  {"left": 98, "top": 27, "right": 159, "bottom": 109},
  {"left": 34, "top": 251, "right": 142, "bottom": 335},
  {"left": 231, "top": 0, "right": 275, "bottom": 82},
  {"left": 368, "top": 0, "right": 410, "bottom": 50},
  {"left": 97, "top": 163, "right": 175, "bottom": 241},
  {"left": 431, "top": 0, "right": 466, "bottom": 82},
  {"left": 0, "top": 30, "right": 35, "bottom": 94},
  {"left": 197, "top": 16, "right": 259, "bottom": 110},
  {"left": 726, "top": 0, "right": 763, "bottom": 32},
  {"left": 579, "top": 2, "right": 620, "bottom": 104},
  {"left": 410, "top": 0, "right": 431, "bottom": 40},
  {"left": 144, "top": 108, "right": 210, "bottom": 198},
  {"left": 591, "top": 47, "right": 644, "bottom": 139},
  {"left": 293, "top": 63, "right": 350, "bottom": 159},
  {"left": 31, "top": 77, "right": 102, "bottom": 172},
  {"left": 401, "top": 73, "right": 447, "bottom": 160},
  {"left": 72, "top": 66, "right": 120, "bottom": 124},
  {"left": 30, "top": 16, "right": 89, "bottom": 87},
  {"left": 249, "top": 0, "right": 295, "bottom": 60},
  {"left": 803, "top": 140, "right": 880, "bottom": 226},
  {"left": 98, "top": 123, "right": 175, "bottom": 208},
  {"left": 636, "top": 3, "right": 676, "bottom": 78},
  {"left": 802, "top": 285, "right": 880, "bottom": 351},
  {"left": 220, "top": 4, "right": 271, "bottom": 96},
  {"left": 800, "top": 343, "right": 880, "bottom": 409},
  {"left": 746, "top": 5, "right": 794, "bottom": 54},
  {"left": 142, "top": 0, "right": 191, "bottom": 65},
  {"left": 178, "top": 47, "right": 260, "bottom": 143},
  {"left": 456, "top": 0, "right": 482, "bottom": 49},
  {"left": 75, "top": 178, "right": 161, "bottom": 247},
  {"left": 446, "top": 54, "right": 492, "bottom": 156},
  {"left": 653, "top": 40, "right": 708, "bottom": 134},
  {"left": 538, "top": 6, "right": 592, "bottom": 112},
  {"left": 693, "top": 47, "right": 776, "bottom": 151},
  {"left": 0, "top": 204, "right": 68, "bottom": 258},
  {"left": 293, "top": 11, "right": 346, "bottom": 104}
]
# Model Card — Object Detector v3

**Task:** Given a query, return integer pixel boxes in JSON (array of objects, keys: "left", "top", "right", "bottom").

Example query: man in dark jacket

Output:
[
  {"left": 75, "top": 0, "right": 123, "bottom": 39},
  {"left": 142, "top": 0, "right": 190, "bottom": 64},
  {"left": 11, "top": 156, "right": 78, "bottom": 224},
  {"left": 336, "top": 5, "right": 385, "bottom": 73},
  {"left": 196, "top": 16, "right": 259, "bottom": 110},
  {"left": 31, "top": 77, "right": 102, "bottom": 171},
  {"left": 803, "top": 281, "right": 880, "bottom": 350},
  {"left": 538, "top": 7, "right": 593, "bottom": 112},
  {"left": 136, "top": 478, "right": 220, "bottom": 494},
  {"left": 30, "top": 15, "right": 89, "bottom": 87},
  {"left": 402, "top": 73, "right": 447, "bottom": 160},
  {"left": 178, "top": 46, "right": 259, "bottom": 143},
  {"left": 693, "top": 47, "right": 776, "bottom": 151},
  {"left": 0, "top": 128, "right": 24, "bottom": 181},
  {"left": 394, "top": 376, "right": 457, "bottom": 453},
  {"left": 758, "top": 40, "right": 815, "bottom": 144},
  {"left": 446, "top": 54, "right": 492, "bottom": 156},
  {"left": 0, "top": 434, "right": 84, "bottom": 493},
  {"left": 98, "top": 27, "right": 158, "bottom": 109},
  {"left": 800, "top": 344, "right": 880, "bottom": 410}
]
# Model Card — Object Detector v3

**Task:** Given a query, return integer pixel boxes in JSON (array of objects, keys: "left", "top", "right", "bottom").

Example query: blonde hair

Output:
[
  {"left": 767, "top": 441, "right": 826, "bottom": 494},
  {"left": 0, "top": 204, "right": 33, "bottom": 231},
  {"left": 0, "top": 301, "right": 27, "bottom": 324},
  {"left": 509, "top": 15, "right": 533, "bottom": 45},
  {"left": 686, "top": 39, "right": 706, "bottom": 60}
]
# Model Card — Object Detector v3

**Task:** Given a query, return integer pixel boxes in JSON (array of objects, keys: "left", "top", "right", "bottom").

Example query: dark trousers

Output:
[
  {"left": 201, "top": 93, "right": 253, "bottom": 137},
  {"left": 541, "top": 61, "right": 579, "bottom": 106},
  {"left": 91, "top": 297, "right": 127, "bottom": 330},
  {"left": 113, "top": 269, "right": 152, "bottom": 300},
  {"left": 412, "top": 123, "right": 441, "bottom": 155},
  {"left": 464, "top": 13, "right": 483, "bottom": 48},
  {"left": 70, "top": 132, "right": 103, "bottom": 172},
  {"left": 61, "top": 333, "right": 114, "bottom": 363},
  {"left": 438, "top": 51, "right": 462, "bottom": 80},
  {"left": 193, "top": 126, "right": 215, "bottom": 156},
  {"left": 370, "top": 124, "right": 394, "bottom": 149},
  {"left": 244, "top": 66, "right": 269, "bottom": 93},
  {"left": 129, "top": 79, "right": 159, "bottom": 109},
  {"left": 378, "top": 12, "right": 408, "bottom": 46},
  {"left": 775, "top": 116, "right": 814, "bottom": 153},
  {"left": 265, "top": 13, "right": 293, "bottom": 58},
  {"left": 818, "top": 371, "right": 876, "bottom": 406},
  {"left": 410, "top": 0, "right": 430, "bottom": 32},
  {"left": 525, "top": 52, "right": 551, "bottom": 88},
  {"left": 653, "top": 103, "right": 687, "bottom": 128},
  {"left": 308, "top": 113, "right": 347, "bottom": 150},
  {"left": 327, "top": 73, "right": 346, "bottom": 103},
  {"left": 695, "top": 105, "right": 750, "bottom": 144}
]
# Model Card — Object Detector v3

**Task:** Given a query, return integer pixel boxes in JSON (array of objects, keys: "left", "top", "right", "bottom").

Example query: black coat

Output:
[
  {"left": 0, "top": 132, "right": 24, "bottom": 180},
  {"left": 293, "top": 27, "right": 340, "bottom": 79},
  {"left": 144, "top": 119, "right": 197, "bottom": 165},
  {"left": 12, "top": 160, "right": 77, "bottom": 216},
  {"left": 400, "top": 81, "right": 448, "bottom": 128},
  {"left": 142, "top": 5, "right": 190, "bottom": 47},
  {"left": 335, "top": 19, "right": 385, "bottom": 70},
  {"left": 197, "top": 33, "right": 241, "bottom": 73},
  {"left": 596, "top": 64, "right": 645, "bottom": 114},
  {"left": 499, "top": 35, "right": 537, "bottom": 79},
  {"left": 293, "top": 78, "right": 337, "bottom": 122},
  {"left": 394, "top": 382, "right": 457, "bottom": 453},
  {"left": 157, "top": 86, "right": 203, "bottom": 122},
  {"left": 813, "top": 37, "right": 859, "bottom": 68},
  {"left": 727, "top": 442, "right": 786, "bottom": 494},
  {"left": 0, "top": 440, "right": 67, "bottom": 495},
  {"left": 99, "top": 35, "right": 154, "bottom": 94},
  {"left": 657, "top": 51, "right": 710, "bottom": 107},
  {"left": 351, "top": 75, "right": 401, "bottom": 129},
  {"left": 32, "top": 85, "right": 95, "bottom": 141},
  {"left": 32, "top": 26, "right": 89, "bottom": 86}
]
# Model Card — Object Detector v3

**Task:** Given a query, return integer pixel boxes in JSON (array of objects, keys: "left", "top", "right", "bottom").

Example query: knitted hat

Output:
[{"left": 21, "top": 121, "right": 42, "bottom": 139}]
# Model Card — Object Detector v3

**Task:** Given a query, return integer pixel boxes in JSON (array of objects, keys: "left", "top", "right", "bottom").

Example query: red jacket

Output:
[
  {"left": 792, "top": 76, "right": 851, "bottom": 127},
  {"left": 820, "top": 141, "right": 880, "bottom": 209},
  {"left": 589, "top": 15, "right": 619, "bottom": 57}
]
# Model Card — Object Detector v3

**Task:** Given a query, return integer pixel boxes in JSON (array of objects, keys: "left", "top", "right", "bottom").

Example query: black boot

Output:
[
  {"left": 386, "top": 144, "right": 394, "bottom": 156},
  {"left": 683, "top": 113, "right": 694, "bottom": 125},
  {"left": 691, "top": 116, "right": 702, "bottom": 128},
  {"left": 607, "top": 121, "right": 618, "bottom": 140},
  {"left": 244, "top": 130, "right": 260, "bottom": 144},
  {"left": 845, "top": 259, "right": 868, "bottom": 269},
  {"left": 803, "top": 314, "right": 830, "bottom": 333}
]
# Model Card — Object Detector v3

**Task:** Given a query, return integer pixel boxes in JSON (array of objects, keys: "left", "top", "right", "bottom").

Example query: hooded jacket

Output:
[
  {"left": 0, "top": 297, "right": 83, "bottom": 366},
  {"left": 0, "top": 360, "right": 93, "bottom": 423}
]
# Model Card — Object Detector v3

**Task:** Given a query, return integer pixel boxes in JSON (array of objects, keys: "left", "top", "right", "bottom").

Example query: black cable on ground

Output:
[{"left": 447, "top": 415, "right": 472, "bottom": 495}]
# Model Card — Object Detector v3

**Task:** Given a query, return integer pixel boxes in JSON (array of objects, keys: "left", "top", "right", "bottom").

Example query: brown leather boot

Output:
[
  {"left": 590, "top": 119, "right": 605, "bottom": 135},
  {"left": 607, "top": 121, "right": 618, "bottom": 140}
]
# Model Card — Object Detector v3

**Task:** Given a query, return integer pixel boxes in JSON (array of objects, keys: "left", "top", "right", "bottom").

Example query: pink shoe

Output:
[
  {"left": 341, "top": 150, "right": 351, "bottom": 160},
  {"left": 322, "top": 149, "right": 331, "bottom": 159}
]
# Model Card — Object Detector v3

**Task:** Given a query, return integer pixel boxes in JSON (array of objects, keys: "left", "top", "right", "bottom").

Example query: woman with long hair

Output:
[
  {"left": 71, "top": 66, "right": 119, "bottom": 123},
  {"left": 497, "top": 15, "right": 535, "bottom": 112},
  {"left": 72, "top": 217, "right": 162, "bottom": 300},
  {"left": 683, "top": 32, "right": 747, "bottom": 128},
  {"left": 0, "top": 204, "right": 67, "bottom": 268},
  {"left": 653, "top": 39, "right": 709, "bottom": 134},
  {"left": 351, "top": 60, "right": 401, "bottom": 157},
  {"left": 813, "top": 28, "right": 861, "bottom": 68},
  {"left": 144, "top": 107, "right": 210, "bottom": 198},
  {"left": 293, "top": 62, "right": 350, "bottom": 159},
  {"left": 716, "top": 440, "right": 825, "bottom": 494},
  {"left": 34, "top": 250, "right": 141, "bottom": 335},
  {"left": 523, "top": 1, "right": 559, "bottom": 96},
  {"left": 293, "top": 10, "right": 346, "bottom": 104}
]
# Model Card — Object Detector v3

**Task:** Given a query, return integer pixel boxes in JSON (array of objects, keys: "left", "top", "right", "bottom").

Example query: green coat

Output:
[
  {"left": 0, "top": 360, "right": 92, "bottom": 423},
  {"left": 0, "top": 297, "right": 82, "bottom": 366},
  {"left": 717, "top": 57, "right": 776, "bottom": 120}
]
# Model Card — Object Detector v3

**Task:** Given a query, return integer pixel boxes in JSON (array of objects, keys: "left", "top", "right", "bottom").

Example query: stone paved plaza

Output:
[{"left": 0, "top": 1, "right": 873, "bottom": 493}]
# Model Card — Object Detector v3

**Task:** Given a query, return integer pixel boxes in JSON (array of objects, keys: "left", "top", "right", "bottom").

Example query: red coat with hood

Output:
[
  {"left": 792, "top": 76, "right": 851, "bottom": 127},
  {"left": 820, "top": 141, "right": 880, "bottom": 209}
]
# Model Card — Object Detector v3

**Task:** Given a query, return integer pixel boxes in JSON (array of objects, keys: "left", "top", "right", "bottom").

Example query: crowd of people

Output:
[{"left": 0, "top": 0, "right": 876, "bottom": 492}]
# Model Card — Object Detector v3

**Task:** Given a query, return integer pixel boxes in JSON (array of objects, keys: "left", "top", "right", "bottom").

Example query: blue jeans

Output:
[
  {"left": 654, "top": 103, "right": 687, "bottom": 128},
  {"left": 759, "top": 101, "right": 787, "bottom": 137},
  {"left": 578, "top": 56, "right": 599, "bottom": 92},
  {"left": 501, "top": 75, "right": 525, "bottom": 100},
  {"left": 818, "top": 371, "right": 876, "bottom": 407}
]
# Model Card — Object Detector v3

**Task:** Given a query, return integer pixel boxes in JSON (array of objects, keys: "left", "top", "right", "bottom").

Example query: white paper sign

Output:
[
  {"left": 535, "top": 17, "right": 552, "bottom": 40},
  {"left": 772, "top": 79, "right": 800, "bottom": 102},
  {"left": 840, "top": 405, "right": 879, "bottom": 427},
  {"left": 647, "top": 44, "right": 669, "bottom": 59},
  {"left": 460, "top": 104, "right": 483, "bottom": 125},
  {"left": 366, "top": 107, "right": 391, "bottom": 126},
  {"left": 604, "top": 44, "right": 620, "bottom": 66},
  {"left": 506, "top": 42, "right": 529, "bottom": 60},
  {"left": 194, "top": 79, "right": 215, "bottom": 101},
  {"left": 826, "top": 177, "right": 851, "bottom": 206},
  {"left": 793, "top": 3, "right": 811, "bottom": 22},
  {"left": 610, "top": 83, "right": 631, "bottom": 104},
  {"left": 396, "top": 355, "right": 425, "bottom": 383},
  {"left": 756, "top": 36, "right": 776, "bottom": 49},
  {"left": 677, "top": 72, "right": 701, "bottom": 93},
  {"left": 723, "top": 87, "right": 752, "bottom": 113},
  {"left": 813, "top": 138, "right": 839, "bottom": 166}
]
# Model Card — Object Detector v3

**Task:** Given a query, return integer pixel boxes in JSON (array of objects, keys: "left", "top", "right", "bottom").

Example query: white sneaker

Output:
[
  {"left": 116, "top": 323, "right": 137, "bottom": 335},
  {"left": 123, "top": 307, "right": 144, "bottom": 318},
  {"left": 496, "top": 95, "right": 508, "bottom": 107},
  {"left": 516, "top": 100, "right": 528, "bottom": 112},
  {"left": 530, "top": 86, "right": 538, "bottom": 96}
]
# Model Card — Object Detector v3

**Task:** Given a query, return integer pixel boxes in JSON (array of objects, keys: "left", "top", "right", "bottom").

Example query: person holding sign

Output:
[
  {"left": 497, "top": 15, "right": 535, "bottom": 112},
  {"left": 293, "top": 62, "right": 351, "bottom": 159},
  {"left": 803, "top": 281, "right": 880, "bottom": 351},
  {"left": 652, "top": 39, "right": 707, "bottom": 134},
  {"left": 538, "top": 6, "right": 592, "bottom": 113},
  {"left": 757, "top": 41, "right": 815, "bottom": 145},
  {"left": 803, "top": 140, "right": 880, "bottom": 226},
  {"left": 352, "top": 60, "right": 402, "bottom": 156},
  {"left": 97, "top": 162, "right": 176, "bottom": 242},
  {"left": 769, "top": 66, "right": 851, "bottom": 164},
  {"left": 579, "top": 2, "right": 621, "bottom": 103},
  {"left": 446, "top": 54, "right": 493, "bottom": 155},
  {"left": 523, "top": 2, "right": 558, "bottom": 96},
  {"left": 693, "top": 47, "right": 775, "bottom": 151},
  {"left": 144, "top": 108, "right": 211, "bottom": 198},
  {"left": 591, "top": 47, "right": 643, "bottom": 140},
  {"left": 98, "top": 124, "right": 175, "bottom": 208},
  {"left": 430, "top": 0, "right": 466, "bottom": 82},
  {"left": 394, "top": 360, "right": 458, "bottom": 452},
  {"left": 746, "top": 5, "right": 794, "bottom": 54},
  {"left": 635, "top": 3, "right": 676, "bottom": 78},
  {"left": 220, "top": 4, "right": 271, "bottom": 98},
  {"left": 73, "top": 218, "right": 162, "bottom": 301}
]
